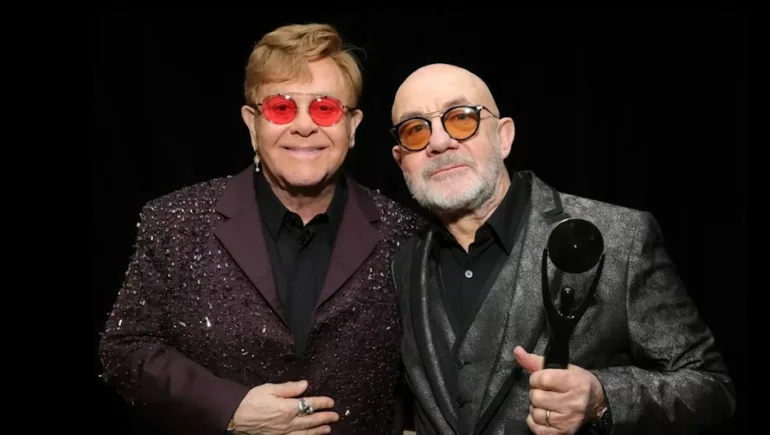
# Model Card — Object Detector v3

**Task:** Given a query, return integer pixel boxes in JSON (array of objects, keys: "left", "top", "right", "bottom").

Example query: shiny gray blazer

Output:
[{"left": 390, "top": 171, "right": 735, "bottom": 435}]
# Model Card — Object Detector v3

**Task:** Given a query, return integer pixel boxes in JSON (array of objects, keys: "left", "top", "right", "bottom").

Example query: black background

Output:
[{"left": 93, "top": 8, "right": 747, "bottom": 433}]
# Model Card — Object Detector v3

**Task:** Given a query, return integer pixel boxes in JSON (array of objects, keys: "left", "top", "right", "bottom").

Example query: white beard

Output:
[{"left": 403, "top": 141, "right": 504, "bottom": 214}]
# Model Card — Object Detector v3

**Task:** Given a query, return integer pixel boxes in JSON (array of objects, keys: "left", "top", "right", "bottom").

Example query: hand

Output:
[
  {"left": 513, "top": 346, "right": 605, "bottom": 434},
  {"left": 232, "top": 380, "right": 338, "bottom": 435}
]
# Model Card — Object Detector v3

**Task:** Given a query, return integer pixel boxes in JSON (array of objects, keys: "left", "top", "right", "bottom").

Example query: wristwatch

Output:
[{"left": 225, "top": 418, "right": 237, "bottom": 434}]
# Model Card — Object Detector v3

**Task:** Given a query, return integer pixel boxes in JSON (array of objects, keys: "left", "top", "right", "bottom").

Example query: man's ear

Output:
[
  {"left": 348, "top": 109, "right": 364, "bottom": 146},
  {"left": 241, "top": 105, "right": 258, "bottom": 151},
  {"left": 496, "top": 117, "right": 515, "bottom": 159},
  {"left": 391, "top": 145, "right": 404, "bottom": 168}
]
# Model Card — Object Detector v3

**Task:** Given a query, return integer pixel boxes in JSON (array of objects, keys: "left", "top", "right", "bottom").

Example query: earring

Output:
[{"left": 253, "top": 150, "right": 261, "bottom": 172}]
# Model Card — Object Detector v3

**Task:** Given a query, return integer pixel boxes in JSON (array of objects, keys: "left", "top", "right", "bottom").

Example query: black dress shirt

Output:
[
  {"left": 433, "top": 173, "right": 531, "bottom": 339},
  {"left": 254, "top": 170, "right": 347, "bottom": 357}
]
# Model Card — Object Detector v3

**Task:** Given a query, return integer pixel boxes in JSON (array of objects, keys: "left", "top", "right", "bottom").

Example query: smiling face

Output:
[
  {"left": 241, "top": 56, "right": 363, "bottom": 191},
  {"left": 391, "top": 64, "right": 514, "bottom": 214}
]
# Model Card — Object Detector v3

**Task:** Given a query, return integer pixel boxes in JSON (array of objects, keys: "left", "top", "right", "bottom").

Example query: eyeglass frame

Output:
[
  {"left": 390, "top": 104, "right": 500, "bottom": 151},
  {"left": 250, "top": 92, "right": 357, "bottom": 127}
]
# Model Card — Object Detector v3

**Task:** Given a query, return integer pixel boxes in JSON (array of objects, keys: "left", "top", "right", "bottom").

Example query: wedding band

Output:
[
  {"left": 545, "top": 409, "right": 552, "bottom": 427},
  {"left": 298, "top": 398, "right": 314, "bottom": 416}
]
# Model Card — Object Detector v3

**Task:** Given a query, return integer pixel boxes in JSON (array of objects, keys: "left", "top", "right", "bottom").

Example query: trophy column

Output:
[{"left": 541, "top": 218, "right": 606, "bottom": 370}]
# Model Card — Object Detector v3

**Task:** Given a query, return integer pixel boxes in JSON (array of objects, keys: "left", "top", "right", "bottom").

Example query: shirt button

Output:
[
  {"left": 455, "top": 358, "right": 465, "bottom": 369},
  {"left": 456, "top": 396, "right": 467, "bottom": 407},
  {"left": 464, "top": 270, "right": 473, "bottom": 278}
]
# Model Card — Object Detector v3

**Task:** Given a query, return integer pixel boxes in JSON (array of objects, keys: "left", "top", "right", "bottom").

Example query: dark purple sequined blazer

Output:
[{"left": 98, "top": 164, "right": 425, "bottom": 435}]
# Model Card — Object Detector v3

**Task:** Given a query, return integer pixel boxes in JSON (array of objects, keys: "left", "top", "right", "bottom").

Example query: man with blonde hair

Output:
[{"left": 99, "top": 23, "right": 424, "bottom": 435}]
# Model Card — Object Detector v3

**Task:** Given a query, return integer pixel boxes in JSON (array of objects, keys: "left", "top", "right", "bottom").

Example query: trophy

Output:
[{"left": 541, "top": 218, "right": 605, "bottom": 370}]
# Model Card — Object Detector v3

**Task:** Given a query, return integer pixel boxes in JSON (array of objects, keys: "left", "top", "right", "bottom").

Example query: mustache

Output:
[{"left": 421, "top": 154, "right": 475, "bottom": 179}]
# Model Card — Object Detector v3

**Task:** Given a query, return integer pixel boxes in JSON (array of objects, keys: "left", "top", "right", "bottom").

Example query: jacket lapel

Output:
[
  {"left": 411, "top": 229, "right": 462, "bottom": 434},
  {"left": 213, "top": 170, "right": 382, "bottom": 322},
  {"left": 214, "top": 166, "right": 287, "bottom": 326},
  {"left": 454, "top": 214, "right": 527, "bottom": 425},
  {"left": 474, "top": 173, "right": 571, "bottom": 434},
  {"left": 316, "top": 176, "right": 381, "bottom": 309}
]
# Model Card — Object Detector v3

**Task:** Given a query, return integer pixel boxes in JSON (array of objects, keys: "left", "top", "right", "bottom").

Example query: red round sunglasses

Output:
[{"left": 255, "top": 93, "right": 353, "bottom": 127}]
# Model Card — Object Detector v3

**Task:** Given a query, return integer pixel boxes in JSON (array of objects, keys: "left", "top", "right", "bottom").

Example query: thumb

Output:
[
  {"left": 513, "top": 346, "right": 544, "bottom": 373},
  {"left": 267, "top": 380, "right": 309, "bottom": 398}
]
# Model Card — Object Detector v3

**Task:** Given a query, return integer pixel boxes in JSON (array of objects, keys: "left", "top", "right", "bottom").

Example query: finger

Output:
[
  {"left": 289, "top": 412, "right": 340, "bottom": 431},
  {"left": 287, "top": 425, "right": 331, "bottom": 435},
  {"left": 529, "top": 405, "right": 547, "bottom": 427},
  {"left": 530, "top": 369, "right": 570, "bottom": 391},
  {"left": 532, "top": 406, "right": 562, "bottom": 428},
  {"left": 526, "top": 413, "right": 537, "bottom": 433},
  {"left": 526, "top": 410, "right": 560, "bottom": 435},
  {"left": 526, "top": 413, "right": 556, "bottom": 435},
  {"left": 514, "top": 346, "right": 543, "bottom": 373},
  {"left": 529, "top": 388, "right": 564, "bottom": 410},
  {"left": 282, "top": 396, "right": 336, "bottom": 414},
  {"left": 268, "top": 380, "right": 309, "bottom": 398}
]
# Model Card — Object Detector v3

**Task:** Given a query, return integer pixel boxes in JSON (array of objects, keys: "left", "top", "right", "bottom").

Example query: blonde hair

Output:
[{"left": 244, "top": 23, "right": 363, "bottom": 108}]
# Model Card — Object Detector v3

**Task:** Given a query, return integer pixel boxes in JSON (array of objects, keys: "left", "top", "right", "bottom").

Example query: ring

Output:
[
  {"left": 545, "top": 409, "right": 552, "bottom": 427},
  {"left": 298, "top": 398, "right": 313, "bottom": 416}
]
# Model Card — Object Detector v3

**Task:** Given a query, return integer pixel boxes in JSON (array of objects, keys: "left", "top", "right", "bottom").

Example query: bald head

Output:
[
  {"left": 392, "top": 63, "right": 499, "bottom": 123},
  {"left": 389, "top": 63, "right": 516, "bottom": 220}
]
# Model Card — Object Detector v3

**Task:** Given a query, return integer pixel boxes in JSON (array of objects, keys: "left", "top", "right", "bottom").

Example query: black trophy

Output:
[{"left": 541, "top": 218, "right": 605, "bottom": 370}]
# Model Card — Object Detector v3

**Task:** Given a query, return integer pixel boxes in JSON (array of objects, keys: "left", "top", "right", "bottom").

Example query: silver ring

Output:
[
  {"left": 298, "top": 398, "right": 313, "bottom": 416},
  {"left": 545, "top": 409, "right": 551, "bottom": 427}
]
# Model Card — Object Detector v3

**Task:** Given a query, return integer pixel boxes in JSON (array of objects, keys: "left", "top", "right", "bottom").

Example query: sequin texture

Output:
[{"left": 98, "top": 169, "right": 426, "bottom": 435}]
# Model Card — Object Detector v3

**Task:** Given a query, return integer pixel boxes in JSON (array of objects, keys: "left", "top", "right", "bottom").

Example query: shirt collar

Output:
[
  {"left": 432, "top": 171, "right": 531, "bottom": 254},
  {"left": 254, "top": 170, "right": 348, "bottom": 244}
]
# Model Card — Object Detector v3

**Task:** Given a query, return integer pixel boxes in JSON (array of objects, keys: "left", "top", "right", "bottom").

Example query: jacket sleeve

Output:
[
  {"left": 591, "top": 212, "right": 736, "bottom": 434},
  {"left": 98, "top": 204, "right": 250, "bottom": 435}
]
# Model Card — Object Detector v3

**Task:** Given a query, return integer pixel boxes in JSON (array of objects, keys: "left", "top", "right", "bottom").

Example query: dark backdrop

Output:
[{"left": 92, "top": 8, "right": 747, "bottom": 433}]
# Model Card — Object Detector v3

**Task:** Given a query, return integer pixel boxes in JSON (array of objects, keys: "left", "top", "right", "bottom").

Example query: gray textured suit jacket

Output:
[{"left": 390, "top": 171, "right": 735, "bottom": 435}]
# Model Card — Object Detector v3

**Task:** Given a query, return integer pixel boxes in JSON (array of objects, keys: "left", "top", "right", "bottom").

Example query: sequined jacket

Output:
[
  {"left": 391, "top": 171, "right": 736, "bottom": 435},
  {"left": 98, "top": 164, "right": 425, "bottom": 435}
]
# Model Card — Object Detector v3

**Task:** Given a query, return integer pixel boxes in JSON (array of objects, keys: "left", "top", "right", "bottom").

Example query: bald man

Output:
[{"left": 388, "top": 64, "right": 735, "bottom": 435}]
